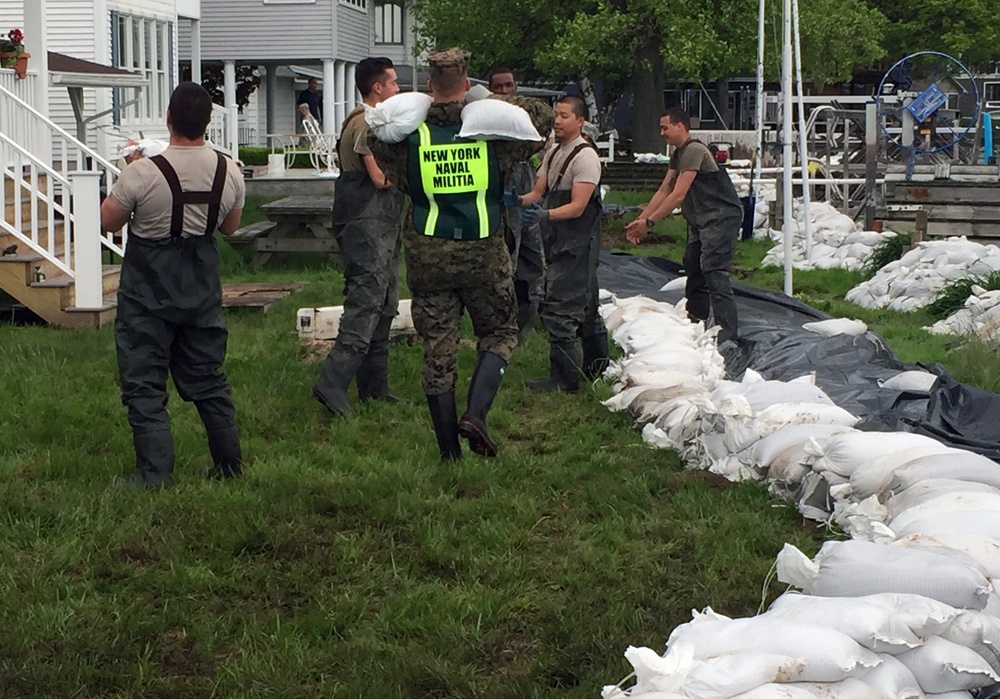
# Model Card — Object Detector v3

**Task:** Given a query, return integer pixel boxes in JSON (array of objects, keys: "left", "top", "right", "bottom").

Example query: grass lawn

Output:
[{"left": 0, "top": 191, "right": 992, "bottom": 696}]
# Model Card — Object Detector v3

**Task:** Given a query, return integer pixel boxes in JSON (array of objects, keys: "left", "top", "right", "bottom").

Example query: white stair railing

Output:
[
  {"left": 207, "top": 104, "right": 240, "bottom": 162},
  {"left": 0, "top": 81, "right": 124, "bottom": 309}
]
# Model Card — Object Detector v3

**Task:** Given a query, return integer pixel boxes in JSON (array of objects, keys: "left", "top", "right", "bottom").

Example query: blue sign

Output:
[{"left": 906, "top": 83, "right": 948, "bottom": 122}]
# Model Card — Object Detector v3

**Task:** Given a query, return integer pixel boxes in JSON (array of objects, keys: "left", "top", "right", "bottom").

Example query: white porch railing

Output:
[
  {"left": 207, "top": 104, "right": 240, "bottom": 162},
  {"left": 1, "top": 80, "right": 124, "bottom": 309}
]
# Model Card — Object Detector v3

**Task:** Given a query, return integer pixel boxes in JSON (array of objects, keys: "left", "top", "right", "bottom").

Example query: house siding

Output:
[
  {"left": 335, "top": 3, "right": 368, "bottom": 63},
  {"left": 199, "top": 0, "right": 335, "bottom": 62}
]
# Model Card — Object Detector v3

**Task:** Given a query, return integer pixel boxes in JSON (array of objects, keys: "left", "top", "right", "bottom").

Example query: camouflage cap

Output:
[{"left": 427, "top": 47, "right": 470, "bottom": 78}]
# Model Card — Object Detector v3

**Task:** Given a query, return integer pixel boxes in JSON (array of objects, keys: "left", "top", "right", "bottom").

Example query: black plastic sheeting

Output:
[{"left": 598, "top": 251, "right": 1000, "bottom": 461}]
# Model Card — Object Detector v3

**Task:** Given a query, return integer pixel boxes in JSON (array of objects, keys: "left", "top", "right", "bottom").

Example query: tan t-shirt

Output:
[
  {"left": 536, "top": 135, "right": 602, "bottom": 191},
  {"left": 110, "top": 145, "right": 246, "bottom": 240},
  {"left": 338, "top": 105, "right": 372, "bottom": 173},
  {"left": 668, "top": 139, "right": 719, "bottom": 174}
]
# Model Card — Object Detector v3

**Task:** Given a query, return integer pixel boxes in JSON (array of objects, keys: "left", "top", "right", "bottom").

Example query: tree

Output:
[
  {"left": 867, "top": 0, "right": 1000, "bottom": 67},
  {"left": 412, "top": 0, "right": 887, "bottom": 151},
  {"left": 199, "top": 64, "right": 262, "bottom": 112}
]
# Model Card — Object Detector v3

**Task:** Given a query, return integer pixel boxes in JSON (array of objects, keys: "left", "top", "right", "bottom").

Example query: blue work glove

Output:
[
  {"left": 501, "top": 187, "right": 520, "bottom": 208},
  {"left": 521, "top": 203, "right": 549, "bottom": 227}
]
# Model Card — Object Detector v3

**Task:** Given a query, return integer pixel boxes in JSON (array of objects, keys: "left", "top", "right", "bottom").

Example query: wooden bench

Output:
[
  {"left": 222, "top": 196, "right": 341, "bottom": 267},
  {"left": 225, "top": 221, "right": 277, "bottom": 250}
]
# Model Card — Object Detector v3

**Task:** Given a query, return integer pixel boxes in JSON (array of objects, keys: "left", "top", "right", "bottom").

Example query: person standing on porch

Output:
[
  {"left": 101, "top": 82, "right": 246, "bottom": 487},
  {"left": 297, "top": 78, "right": 322, "bottom": 124},
  {"left": 312, "top": 57, "right": 404, "bottom": 416}
]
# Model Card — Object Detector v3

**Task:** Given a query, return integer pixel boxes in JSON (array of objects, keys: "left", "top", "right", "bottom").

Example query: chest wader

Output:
[
  {"left": 676, "top": 139, "right": 744, "bottom": 345},
  {"left": 314, "top": 168, "right": 405, "bottom": 416},
  {"left": 527, "top": 143, "right": 606, "bottom": 393},
  {"left": 404, "top": 121, "right": 510, "bottom": 461},
  {"left": 114, "top": 152, "right": 242, "bottom": 486},
  {"left": 507, "top": 161, "right": 544, "bottom": 337}
]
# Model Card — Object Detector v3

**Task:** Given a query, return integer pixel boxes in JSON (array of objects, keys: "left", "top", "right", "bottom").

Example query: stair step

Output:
[
  {"left": 31, "top": 264, "right": 120, "bottom": 289},
  {"left": 3, "top": 172, "right": 49, "bottom": 200}
]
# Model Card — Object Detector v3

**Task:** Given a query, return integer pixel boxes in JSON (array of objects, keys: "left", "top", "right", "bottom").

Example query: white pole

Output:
[
  {"left": 190, "top": 19, "right": 202, "bottom": 85},
  {"left": 322, "top": 59, "right": 336, "bottom": 135},
  {"left": 781, "top": 0, "right": 794, "bottom": 296},
  {"left": 69, "top": 172, "right": 105, "bottom": 310},
  {"left": 754, "top": 0, "right": 766, "bottom": 185},
  {"left": 335, "top": 60, "right": 347, "bottom": 133},
  {"left": 223, "top": 61, "right": 237, "bottom": 108},
  {"left": 791, "top": 0, "right": 813, "bottom": 258}
]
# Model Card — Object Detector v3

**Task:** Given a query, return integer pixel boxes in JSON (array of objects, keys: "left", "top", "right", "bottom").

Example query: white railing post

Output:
[
  {"left": 68, "top": 171, "right": 105, "bottom": 310},
  {"left": 229, "top": 104, "right": 239, "bottom": 159}
]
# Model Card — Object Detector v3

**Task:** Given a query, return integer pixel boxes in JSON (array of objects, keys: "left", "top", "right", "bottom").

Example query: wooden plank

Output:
[
  {"left": 879, "top": 218, "right": 1000, "bottom": 240},
  {"left": 260, "top": 195, "right": 333, "bottom": 217},
  {"left": 229, "top": 221, "right": 277, "bottom": 240},
  {"left": 252, "top": 238, "right": 340, "bottom": 253},
  {"left": 886, "top": 183, "right": 1000, "bottom": 205},
  {"left": 221, "top": 282, "right": 307, "bottom": 311},
  {"left": 883, "top": 204, "right": 1000, "bottom": 223}
]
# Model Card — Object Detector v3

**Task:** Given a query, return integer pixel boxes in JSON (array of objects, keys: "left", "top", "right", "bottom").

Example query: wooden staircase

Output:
[{"left": 0, "top": 175, "right": 119, "bottom": 327}]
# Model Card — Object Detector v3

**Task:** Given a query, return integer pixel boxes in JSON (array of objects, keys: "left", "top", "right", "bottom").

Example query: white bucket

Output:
[{"left": 267, "top": 153, "right": 285, "bottom": 177}]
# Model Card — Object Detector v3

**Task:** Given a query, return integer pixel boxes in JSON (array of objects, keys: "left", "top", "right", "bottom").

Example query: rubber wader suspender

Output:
[
  {"left": 149, "top": 152, "right": 228, "bottom": 241},
  {"left": 547, "top": 142, "right": 598, "bottom": 195}
]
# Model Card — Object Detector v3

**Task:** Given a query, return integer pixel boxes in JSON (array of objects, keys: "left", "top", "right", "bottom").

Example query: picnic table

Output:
[{"left": 224, "top": 195, "right": 340, "bottom": 267}]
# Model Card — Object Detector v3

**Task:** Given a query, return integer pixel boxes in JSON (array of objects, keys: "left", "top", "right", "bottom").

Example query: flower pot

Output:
[{"left": 1, "top": 51, "right": 29, "bottom": 79}]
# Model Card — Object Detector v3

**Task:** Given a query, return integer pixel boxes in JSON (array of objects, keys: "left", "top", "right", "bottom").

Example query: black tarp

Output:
[{"left": 598, "top": 251, "right": 1000, "bottom": 460}]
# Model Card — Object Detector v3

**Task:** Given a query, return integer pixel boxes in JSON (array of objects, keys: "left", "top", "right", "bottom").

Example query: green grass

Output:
[{"left": 1, "top": 190, "right": 996, "bottom": 695}]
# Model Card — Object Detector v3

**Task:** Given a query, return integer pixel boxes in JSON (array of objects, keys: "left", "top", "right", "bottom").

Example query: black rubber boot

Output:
[
  {"left": 203, "top": 425, "right": 243, "bottom": 480},
  {"left": 129, "top": 429, "right": 175, "bottom": 488},
  {"left": 357, "top": 315, "right": 404, "bottom": 403},
  {"left": 581, "top": 330, "right": 610, "bottom": 380},
  {"left": 427, "top": 391, "right": 462, "bottom": 461},
  {"left": 525, "top": 340, "right": 581, "bottom": 393},
  {"left": 312, "top": 344, "right": 366, "bottom": 416},
  {"left": 458, "top": 352, "right": 507, "bottom": 457}
]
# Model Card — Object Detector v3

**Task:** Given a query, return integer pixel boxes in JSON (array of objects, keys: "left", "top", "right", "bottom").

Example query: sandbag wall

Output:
[{"left": 597, "top": 292, "right": 1000, "bottom": 699}]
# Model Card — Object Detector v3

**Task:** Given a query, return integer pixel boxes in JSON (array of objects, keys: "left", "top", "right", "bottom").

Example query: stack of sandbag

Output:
[
  {"left": 600, "top": 294, "right": 859, "bottom": 504},
  {"left": 758, "top": 201, "right": 897, "bottom": 272},
  {"left": 598, "top": 292, "right": 1000, "bottom": 699},
  {"left": 928, "top": 287, "right": 1000, "bottom": 342},
  {"left": 846, "top": 238, "right": 1000, "bottom": 311}
]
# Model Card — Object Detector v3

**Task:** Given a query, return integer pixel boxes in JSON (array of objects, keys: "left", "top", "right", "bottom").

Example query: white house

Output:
[
  {"left": 178, "top": 0, "right": 420, "bottom": 144},
  {"left": 1, "top": 0, "right": 210, "bottom": 326}
]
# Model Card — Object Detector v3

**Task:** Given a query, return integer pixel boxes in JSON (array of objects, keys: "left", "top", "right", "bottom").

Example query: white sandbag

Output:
[
  {"left": 667, "top": 610, "right": 880, "bottom": 682},
  {"left": 775, "top": 540, "right": 991, "bottom": 611},
  {"left": 813, "top": 432, "right": 944, "bottom": 479},
  {"left": 892, "top": 508, "right": 1000, "bottom": 542},
  {"left": 849, "top": 445, "right": 960, "bottom": 500},
  {"left": 682, "top": 653, "right": 809, "bottom": 699},
  {"left": 730, "top": 685, "right": 819, "bottom": 699},
  {"left": 893, "top": 533, "right": 1000, "bottom": 580},
  {"left": 861, "top": 592, "right": 959, "bottom": 639},
  {"left": 895, "top": 636, "right": 999, "bottom": 693},
  {"left": 926, "top": 692, "right": 973, "bottom": 699},
  {"left": 886, "top": 479, "right": 1000, "bottom": 519},
  {"left": 889, "top": 451, "right": 1000, "bottom": 493},
  {"left": 940, "top": 610, "right": 1000, "bottom": 676},
  {"left": 661, "top": 277, "right": 688, "bottom": 292},
  {"left": 750, "top": 425, "right": 854, "bottom": 469},
  {"left": 458, "top": 99, "right": 542, "bottom": 141},
  {"left": 879, "top": 371, "right": 939, "bottom": 393},
  {"left": 765, "top": 592, "right": 922, "bottom": 653},
  {"left": 858, "top": 654, "right": 923, "bottom": 698},
  {"left": 888, "top": 491, "right": 1000, "bottom": 532},
  {"left": 366, "top": 92, "right": 433, "bottom": 143},
  {"left": 802, "top": 319, "right": 868, "bottom": 337},
  {"left": 789, "top": 678, "right": 886, "bottom": 698}
]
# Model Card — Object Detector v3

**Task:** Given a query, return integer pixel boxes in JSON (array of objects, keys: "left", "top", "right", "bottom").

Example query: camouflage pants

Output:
[{"left": 411, "top": 278, "right": 518, "bottom": 395}]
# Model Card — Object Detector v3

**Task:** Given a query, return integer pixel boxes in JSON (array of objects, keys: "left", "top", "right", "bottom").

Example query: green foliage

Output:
[
  {"left": 797, "top": 0, "right": 888, "bottom": 89},
  {"left": 927, "top": 271, "right": 1000, "bottom": 319},
  {"left": 862, "top": 231, "right": 911, "bottom": 279},
  {"left": 238, "top": 147, "right": 271, "bottom": 166},
  {"left": 869, "top": 0, "right": 1000, "bottom": 65}
]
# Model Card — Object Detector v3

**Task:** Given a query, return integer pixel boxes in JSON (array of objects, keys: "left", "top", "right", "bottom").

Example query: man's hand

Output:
[
  {"left": 521, "top": 203, "right": 548, "bottom": 227},
  {"left": 625, "top": 218, "right": 649, "bottom": 245},
  {"left": 502, "top": 187, "right": 521, "bottom": 208}
]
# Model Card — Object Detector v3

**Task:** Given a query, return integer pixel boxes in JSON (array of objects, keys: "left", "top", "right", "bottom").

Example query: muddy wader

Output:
[
  {"left": 527, "top": 144, "right": 609, "bottom": 392},
  {"left": 115, "top": 152, "right": 242, "bottom": 487},
  {"left": 675, "top": 138, "right": 743, "bottom": 344},
  {"left": 313, "top": 166, "right": 404, "bottom": 415}
]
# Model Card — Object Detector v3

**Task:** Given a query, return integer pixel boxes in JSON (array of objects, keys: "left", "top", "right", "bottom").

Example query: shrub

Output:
[
  {"left": 862, "top": 231, "right": 911, "bottom": 278},
  {"left": 927, "top": 270, "right": 1000, "bottom": 319}
]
